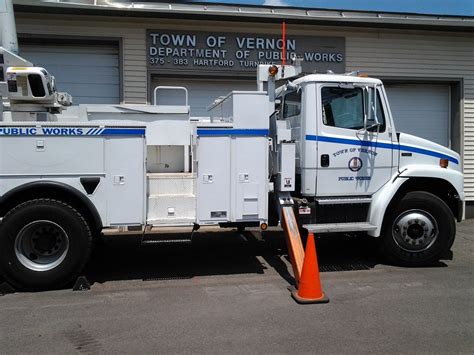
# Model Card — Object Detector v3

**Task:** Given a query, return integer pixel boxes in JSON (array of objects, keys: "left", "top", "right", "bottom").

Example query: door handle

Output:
[{"left": 321, "top": 154, "right": 330, "bottom": 167}]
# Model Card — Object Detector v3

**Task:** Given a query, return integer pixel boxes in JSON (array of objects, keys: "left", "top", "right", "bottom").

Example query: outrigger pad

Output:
[
  {"left": 73, "top": 276, "right": 91, "bottom": 291},
  {"left": 0, "top": 282, "right": 15, "bottom": 296}
]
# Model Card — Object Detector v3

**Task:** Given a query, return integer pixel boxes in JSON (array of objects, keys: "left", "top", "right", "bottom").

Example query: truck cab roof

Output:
[{"left": 293, "top": 74, "right": 382, "bottom": 86}]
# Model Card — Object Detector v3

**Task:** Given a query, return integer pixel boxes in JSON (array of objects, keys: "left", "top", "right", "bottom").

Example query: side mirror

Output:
[
  {"left": 364, "top": 85, "right": 379, "bottom": 131},
  {"left": 366, "top": 121, "right": 381, "bottom": 131},
  {"left": 51, "top": 75, "right": 57, "bottom": 92}
]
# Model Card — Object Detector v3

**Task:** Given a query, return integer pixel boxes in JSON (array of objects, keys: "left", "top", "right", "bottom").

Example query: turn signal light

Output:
[
  {"left": 268, "top": 65, "right": 279, "bottom": 77},
  {"left": 260, "top": 223, "right": 268, "bottom": 231},
  {"left": 440, "top": 158, "right": 449, "bottom": 168}
]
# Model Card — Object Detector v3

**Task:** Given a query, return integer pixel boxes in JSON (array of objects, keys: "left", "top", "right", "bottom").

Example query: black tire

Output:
[
  {"left": 380, "top": 191, "right": 455, "bottom": 266},
  {"left": 0, "top": 199, "right": 92, "bottom": 290}
]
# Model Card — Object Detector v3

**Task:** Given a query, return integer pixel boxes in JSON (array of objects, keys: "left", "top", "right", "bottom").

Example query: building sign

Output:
[{"left": 147, "top": 30, "right": 345, "bottom": 73}]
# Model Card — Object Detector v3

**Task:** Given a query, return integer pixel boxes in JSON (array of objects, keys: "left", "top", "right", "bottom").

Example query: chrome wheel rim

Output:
[
  {"left": 14, "top": 220, "right": 69, "bottom": 272},
  {"left": 392, "top": 209, "right": 438, "bottom": 252}
]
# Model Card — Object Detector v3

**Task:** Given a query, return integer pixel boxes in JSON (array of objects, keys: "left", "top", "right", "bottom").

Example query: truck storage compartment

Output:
[
  {"left": 104, "top": 135, "right": 146, "bottom": 225},
  {"left": 196, "top": 134, "right": 268, "bottom": 224},
  {"left": 196, "top": 91, "right": 270, "bottom": 225},
  {"left": 84, "top": 103, "right": 192, "bottom": 175}
]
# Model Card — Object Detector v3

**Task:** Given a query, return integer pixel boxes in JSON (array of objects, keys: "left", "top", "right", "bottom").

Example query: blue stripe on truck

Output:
[
  {"left": 305, "top": 134, "right": 458, "bottom": 164},
  {"left": 0, "top": 127, "right": 145, "bottom": 136},
  {"left": 99, "top": 128, "right": 145, "bottom": 136},
  {"left": 197, "top": 129, "right": 269, "bottom": 136}
]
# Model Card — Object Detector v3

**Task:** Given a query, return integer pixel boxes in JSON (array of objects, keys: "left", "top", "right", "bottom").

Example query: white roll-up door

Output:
[
  {"left": 385, "top": 84, "right": 450, "bottom": 147},
  {"left": 151, "top": 77, "right": 254, "bottom": 117},
  {"left": 20, "top": 42, "right": 120, "bottom": 104}
]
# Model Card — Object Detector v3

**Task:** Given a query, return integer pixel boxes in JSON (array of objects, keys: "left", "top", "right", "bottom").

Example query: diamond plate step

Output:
[{"left": 303, "top": 222, "right": 377, "bottom": 233}]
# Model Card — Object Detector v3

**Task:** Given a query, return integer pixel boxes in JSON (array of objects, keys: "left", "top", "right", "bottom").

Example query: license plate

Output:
[{"left": 299, "top": 206, "right": 311, "bottom": 215}]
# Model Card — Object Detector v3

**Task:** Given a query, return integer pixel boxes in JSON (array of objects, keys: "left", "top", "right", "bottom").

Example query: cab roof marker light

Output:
[{"left": 345, "top": 70, "right": 360, "bottom": 76}]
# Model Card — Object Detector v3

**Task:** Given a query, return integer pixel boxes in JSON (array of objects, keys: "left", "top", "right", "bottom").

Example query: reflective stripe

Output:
[
  {"left": 305, "top": 134, "right": 458, "bottom": 164},
  {"left": 99, "top": 128, "right": 145, "bottom": 136},
  {"left": 0, "top": 127, "right": 145, "bottom": 136},
  {"left": 197, "top": 129, "right": 269, "bottom": 136},
  {"left": 397, "top": 144, "right": 458, "bottom": 164}
]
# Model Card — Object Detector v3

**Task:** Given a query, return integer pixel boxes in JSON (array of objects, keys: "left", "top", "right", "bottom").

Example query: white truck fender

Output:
[
  {"left": 367, "top": 165, "right": 464, "bottom": 237},
  {"left": 398, "top": 165, "right": 464, "bottom": 199},
  {"left": 367, "top": 174, "right": 405, "bottom": 237}
]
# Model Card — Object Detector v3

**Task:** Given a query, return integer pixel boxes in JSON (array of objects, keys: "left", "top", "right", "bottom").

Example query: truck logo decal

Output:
[
  {"left": 333, "top": 147, "right": 377, "bottom": 157},
  {"left": 305, "top": 135, "right": 458, "bottom": 165},
  {"left": 348, "top": 157, "right": 363, "bottom": 172},
  {"left": 0, "top": 127, "right": 146, "bottom": 136}
]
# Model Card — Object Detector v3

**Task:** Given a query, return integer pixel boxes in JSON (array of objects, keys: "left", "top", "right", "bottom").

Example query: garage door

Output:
[
  {"left": 20, "top": 42, "right": 120, "bottom": 104},
  {"left": 385, "top": 84, "right": 450, "bottom": 147},
  {"left": 151, "top": 77, "right": 254, "bottom": 117}
]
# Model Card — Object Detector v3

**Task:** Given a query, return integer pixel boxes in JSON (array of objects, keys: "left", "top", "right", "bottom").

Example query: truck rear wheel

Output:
[
  {"left": 381, "top": 191, "right": 455, "bottom": 266},
  {"left": 0, "top": 199, "right": 92, "bottom": 290}
]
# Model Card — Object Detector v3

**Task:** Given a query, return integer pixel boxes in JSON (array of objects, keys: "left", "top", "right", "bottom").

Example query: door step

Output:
[
  {"left": 141, "top": 224, "right": 199, "bottom": 245},
  {"left": 315, "top": 197, "right": 372, "bottom": 205},
  {"left": 303, "top": 222, "right": 377, "bottom": 233},
  {"left": 146, "top": 218, "right": 196, "bottom": 227}
]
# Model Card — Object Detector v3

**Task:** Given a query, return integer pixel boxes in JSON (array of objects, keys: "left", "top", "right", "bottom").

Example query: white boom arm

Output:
[{"left": 0, "top": 0, "right": 18, "bottom": 54}]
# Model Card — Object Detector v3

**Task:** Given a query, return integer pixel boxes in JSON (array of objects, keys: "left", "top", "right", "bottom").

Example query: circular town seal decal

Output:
[{"left": 348, "top": 157, "right": 363, "bottom": 172}]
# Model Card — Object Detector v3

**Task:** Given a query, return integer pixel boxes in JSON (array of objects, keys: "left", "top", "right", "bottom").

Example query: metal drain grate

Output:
[
  {"left": 144, "top": 275, "right": 193, "bottom": 281},
  {"left": 319, "top": 263, "right": 371, "bottom": 272}
]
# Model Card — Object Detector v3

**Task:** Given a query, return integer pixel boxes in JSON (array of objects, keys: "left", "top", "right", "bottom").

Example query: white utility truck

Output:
[{"left": 0, "top": 1, "right": 464, "bottom": 290}]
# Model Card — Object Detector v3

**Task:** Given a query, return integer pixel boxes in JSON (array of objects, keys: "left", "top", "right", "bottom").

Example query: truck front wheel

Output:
[
  {"left": 381, "top": 191, "right": 455, "bottom": 266},
  {"left": 0, "top": 199, "right": 92, "bottom": 290}
]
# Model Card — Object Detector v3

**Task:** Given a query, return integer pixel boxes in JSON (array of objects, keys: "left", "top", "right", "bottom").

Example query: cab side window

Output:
[
  {"left": 283, "top": 90, "right": 301, "bottom": 118},
  {"left": 321, "top": 87, "right": 387, "bottom": 132},
  {"left": 322, "top": 87, "right": 364, "bottom": 130}
]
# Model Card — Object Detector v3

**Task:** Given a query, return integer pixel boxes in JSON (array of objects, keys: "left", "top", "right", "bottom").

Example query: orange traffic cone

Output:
[{"left": 291, "top": 232, "right": 329, "bottom": 304}]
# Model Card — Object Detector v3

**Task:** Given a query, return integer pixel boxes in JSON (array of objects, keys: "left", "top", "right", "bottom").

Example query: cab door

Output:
[{"left": 315, "top": 84, "right": 394, "bottom": 197}]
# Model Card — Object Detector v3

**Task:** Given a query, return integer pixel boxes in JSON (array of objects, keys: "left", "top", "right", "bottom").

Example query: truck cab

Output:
[
  {"left": 271, "top": 69, "right": 463, "bottom": 266},
  {"left": 282, "top": 75, "right": 396, "bottom": 197}
]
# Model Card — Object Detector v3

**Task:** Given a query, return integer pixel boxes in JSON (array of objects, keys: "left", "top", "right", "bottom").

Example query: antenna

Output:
[{"left": 281, "top": 21, "right": 286, "bottom": 67}]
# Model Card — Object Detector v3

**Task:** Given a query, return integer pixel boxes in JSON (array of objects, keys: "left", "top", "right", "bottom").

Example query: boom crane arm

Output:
[{"left": 0, "top": 0, "right": 18, "bottom": 54}]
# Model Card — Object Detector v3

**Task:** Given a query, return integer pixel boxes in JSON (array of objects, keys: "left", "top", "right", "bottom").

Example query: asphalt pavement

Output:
[{"left": 0, "top": 221, "right": 473, "bottom": 354}]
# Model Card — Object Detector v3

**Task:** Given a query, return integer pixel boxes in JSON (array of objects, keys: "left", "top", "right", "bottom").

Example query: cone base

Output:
[{"left": 289, "top": 286, "right": 330, "bottom": 304}]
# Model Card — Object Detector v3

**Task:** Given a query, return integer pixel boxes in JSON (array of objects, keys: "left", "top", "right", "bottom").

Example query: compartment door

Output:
[
  {"left": 105, "top": 137, "right": 145, "bottom": 225},
  {"left": 234, "top": 137, "right": 268, "bottom": 221},
  {"left": 197, "top": 136, "right": 231, "bottom": 223}
]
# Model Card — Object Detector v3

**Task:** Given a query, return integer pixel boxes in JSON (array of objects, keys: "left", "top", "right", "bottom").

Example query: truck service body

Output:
[{"left": 0, "top": 1, "right": 464, "bottom": 290}]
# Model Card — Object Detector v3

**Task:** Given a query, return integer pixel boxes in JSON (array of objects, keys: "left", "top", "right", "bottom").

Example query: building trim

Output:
[{"left": 13, "top": 3, "right": 474, "bottom": 33}]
